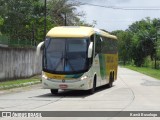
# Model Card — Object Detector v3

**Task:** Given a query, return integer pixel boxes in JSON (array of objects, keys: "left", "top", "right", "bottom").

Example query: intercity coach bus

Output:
[{"left": 37, "top": 26, "right": 118, "bottom": 94}]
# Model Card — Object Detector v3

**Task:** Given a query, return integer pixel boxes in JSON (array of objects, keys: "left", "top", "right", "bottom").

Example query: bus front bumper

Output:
[{"left": 42, "top": 77, "right": 92, "bottom": 90}]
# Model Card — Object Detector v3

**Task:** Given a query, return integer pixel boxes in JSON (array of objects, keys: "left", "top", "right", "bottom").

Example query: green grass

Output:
[
  {"left": 122, "top": 65, "right": 160, "bottom": 80},
  {"left": 0, "top": 76, "right": 41, "bottom": 90}
]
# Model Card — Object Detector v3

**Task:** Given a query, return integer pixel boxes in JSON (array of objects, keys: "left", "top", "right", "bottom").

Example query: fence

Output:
[
  {"left": 0, "top": 47, "right": 42, "bottom": 81},
  {"left": 0, "top": 35, "right": 35, "bottom": 47},
  {"left": 0, "top": 35, "right": 9, "bottom": 45}
]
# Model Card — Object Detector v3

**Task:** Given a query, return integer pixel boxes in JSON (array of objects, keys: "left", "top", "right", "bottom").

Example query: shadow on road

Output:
[{"left": 34, "top": 84, "right": 115, "bottom": 98}]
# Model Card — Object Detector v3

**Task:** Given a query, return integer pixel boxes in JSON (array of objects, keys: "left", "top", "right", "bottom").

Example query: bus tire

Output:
[
  {"left": 50, "top": 89, "right": 58, "bottom": 95},
  {"left": 88, "top": 75, "right": 96, "bottom": 94},
  {"left": 108, "top": 72, "right": 114, "bottom": 88}
]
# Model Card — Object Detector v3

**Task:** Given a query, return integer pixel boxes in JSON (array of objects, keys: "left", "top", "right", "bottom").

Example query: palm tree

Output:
[{"left": 47, "top": 0, "right": 85, "bottom": 26}]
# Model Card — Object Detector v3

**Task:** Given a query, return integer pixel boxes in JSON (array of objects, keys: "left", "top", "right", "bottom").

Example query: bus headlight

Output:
[
  {"left": 42, "top": 72, "right": 50, "bottom": 80},
  {"left": 42, "top": 74, "right": 48, "bottom": 79},
  {"left": 81, "top": 76, "right": 88, "bottom": 80}
]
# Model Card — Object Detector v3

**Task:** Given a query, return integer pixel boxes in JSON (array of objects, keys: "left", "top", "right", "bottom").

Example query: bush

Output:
[{"left": 143, "top": 56, "right": 151, "bottom": 67}]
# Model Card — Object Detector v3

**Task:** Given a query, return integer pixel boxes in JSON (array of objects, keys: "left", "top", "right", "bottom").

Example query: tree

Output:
[
  {"left": 112, "top": 30, "right": 132, "bottom": 65},
  {"left": 0, "top": 0, "right": 45, "bottom": 45},
  {"left": 0, "top": 0, "right": 93, "bottom": 46},
  {"left": 113, "top": 18, "right": 160, "bottom": 67},
  {"left": 0, "top": 16, "right": 4, "bottom": 33},
  {"left": 47, "top": 0, "right": 92, "bottom": 26},
  {"left": 128, "top": 18, "right": 157, "bottom": 66}
]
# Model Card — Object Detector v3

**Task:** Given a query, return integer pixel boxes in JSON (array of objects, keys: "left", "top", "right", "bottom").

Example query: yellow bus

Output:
[{"left": 37, "top": 26, "right": 118, "bottom": 94}]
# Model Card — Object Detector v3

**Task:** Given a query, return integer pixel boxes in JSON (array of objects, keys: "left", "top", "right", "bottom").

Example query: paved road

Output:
[{"left": 0, "top": 67, "right": 160, "bottom": 120}]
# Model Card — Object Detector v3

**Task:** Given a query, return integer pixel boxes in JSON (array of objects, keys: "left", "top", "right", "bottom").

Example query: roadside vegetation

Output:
[
  {"left": 0, "top": 0, "right": 96, "bottom": 47},
  {"left": 121, "top": 65, "right": 160, "bottom": 80},
  {"left": 113, "top": 17, "right": 160, "bottom": 79},
  {"left": 113, "top": 17, "right": 160, "bottom": 69},
  {"left": 0, "top": 76, "right": 41, "bottom": 90}
]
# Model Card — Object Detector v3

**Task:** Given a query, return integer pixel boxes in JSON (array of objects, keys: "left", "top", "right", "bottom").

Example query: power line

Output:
[{"left": 80, "top": 2, "right": 160, "bottom": 11}]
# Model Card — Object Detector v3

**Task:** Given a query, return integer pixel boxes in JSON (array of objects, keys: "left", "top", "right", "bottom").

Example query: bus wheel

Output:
[
  {"left": 50, "top": 89, "right": 58, "bottom": 95},
  {"left": 89, "top": 76, "right": 96, "bottom": 94},
  {"left": 108, "top": 72, "right": 114, "bottom": 88}
]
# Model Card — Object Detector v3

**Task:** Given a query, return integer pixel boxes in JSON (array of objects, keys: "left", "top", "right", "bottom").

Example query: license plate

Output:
[{"left": 59, "top": 84, "right": 68, "bottom": 89}]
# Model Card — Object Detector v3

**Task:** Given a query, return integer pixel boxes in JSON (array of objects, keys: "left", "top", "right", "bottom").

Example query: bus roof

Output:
[{"left": 46, "top": 26, "right": 117, "bottom": 40}]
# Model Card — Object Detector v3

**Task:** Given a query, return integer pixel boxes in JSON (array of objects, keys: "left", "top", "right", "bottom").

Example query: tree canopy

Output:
[
  {"left": 0, "top": 0, "right": 94, "bottom": 46},
  {"left": 113, "top": 18, "right": 160, "bottom": 68}
]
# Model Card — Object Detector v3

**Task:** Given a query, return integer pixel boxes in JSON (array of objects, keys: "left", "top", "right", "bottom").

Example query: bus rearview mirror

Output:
[
  {"left": 88, "top": 42, "right": 93, "bottom": 58},
  {"left": 36, "top": 41, "right": 44, "bottom": 56}
]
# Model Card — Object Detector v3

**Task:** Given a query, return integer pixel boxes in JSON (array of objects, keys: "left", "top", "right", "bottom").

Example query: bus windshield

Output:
[{"left": 43, "top": 38, "right": 89, "bottom": 74}]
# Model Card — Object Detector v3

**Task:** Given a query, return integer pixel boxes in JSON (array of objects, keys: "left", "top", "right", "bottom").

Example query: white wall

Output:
[{"left": 0, "top": 47, "right": 42, "bottom": 81}]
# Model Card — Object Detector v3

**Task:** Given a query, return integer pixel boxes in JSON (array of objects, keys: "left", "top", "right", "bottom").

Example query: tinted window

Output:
[
  {"left": 43, "top": 38, "right": 89, "bottom": 74},
  {"left": 101, "top": 37, "right": 117, "bottom": 54}
]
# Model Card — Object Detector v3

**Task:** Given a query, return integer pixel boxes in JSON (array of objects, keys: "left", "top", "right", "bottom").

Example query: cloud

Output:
[
  {"left": 113, "top": 0, "right": 131, "bottom": 4},
  {"left": 76, "top": 0, "right": 160, "bottom": 31}
]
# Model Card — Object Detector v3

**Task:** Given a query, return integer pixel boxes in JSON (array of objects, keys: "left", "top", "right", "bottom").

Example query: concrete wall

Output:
[{"left": 0, "top": 47, "right": 42, "bottom": 81}]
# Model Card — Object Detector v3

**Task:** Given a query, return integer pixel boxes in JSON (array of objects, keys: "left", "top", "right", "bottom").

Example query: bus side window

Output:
[
  {"left": 90, "top": 34, "right": 94, "bottom": 42},
  {"left": 101, "top": 38, "right": 117, "bottom": 54},
  {"left": 95, "top": 35, "right": 102, "bottom": 55}
]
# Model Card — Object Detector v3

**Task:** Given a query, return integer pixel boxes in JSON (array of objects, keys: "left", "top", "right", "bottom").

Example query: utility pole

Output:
[
  {"left": 155, "top": 22, "right": 160, "bottom": 69},
  {"left": 155, "top": 27, "right": 157, "bottom": 69},
  {"left": 44, "top": 0, "right": 47, "bottom": 40},
  {"left": 64, "top": 13, "right": 67, "bottom": 26},
  {"left": 32, "top": 23, "right": 35, "bottom": 46}
]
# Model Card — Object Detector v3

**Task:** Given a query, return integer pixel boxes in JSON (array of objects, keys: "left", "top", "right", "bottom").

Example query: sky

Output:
[{"left": 75, "top": 0, "right": 160, "bottom": 32}]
